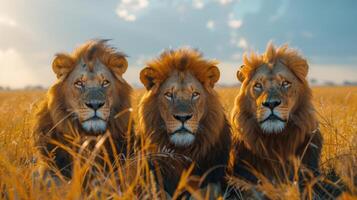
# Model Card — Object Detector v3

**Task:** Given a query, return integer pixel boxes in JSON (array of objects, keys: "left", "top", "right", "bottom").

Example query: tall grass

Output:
[{"left": 0, "top": 87, "right": 356, "bottom": 199}]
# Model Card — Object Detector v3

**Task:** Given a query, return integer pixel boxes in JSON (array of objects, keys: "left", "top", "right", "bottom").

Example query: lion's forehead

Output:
[
  {"left": 160, "top": 70, "right": 204, "bottom": 94},
  {"left": 67, "top": 59, "right": 115, "bottom": 84},
  {"left": 251, "top": 62, "right": 297, "bottom": 84}
]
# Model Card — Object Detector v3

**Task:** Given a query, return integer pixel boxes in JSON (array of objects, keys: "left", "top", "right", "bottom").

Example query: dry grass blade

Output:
[{"left": 0, "top": 87, "right": 356, "bottom": 199}]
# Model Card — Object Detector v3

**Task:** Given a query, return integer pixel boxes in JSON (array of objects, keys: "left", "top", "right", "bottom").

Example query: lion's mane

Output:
[
  {"left": 34, "top": 40, "right": 133, "bottom": 177},
  {"left": 138, "top": 48, "right": 232, "bottom": 195},
  {"left": 229, "top": 43, "right": 323, "bottom": 183}
]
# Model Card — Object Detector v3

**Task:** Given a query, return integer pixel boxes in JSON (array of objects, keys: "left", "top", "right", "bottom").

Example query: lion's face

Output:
[
  {"left": 158, "top": 71, "right": 206, "bottom": 146},
  {"left": 246, "top": 61, "right": 300, "bottom": 134},
  {"left": 139, "top": 49, "right": 221, "bottom": 148},
  {"left": 50, "top": 40, "right": 129, "bottom": 135},
  {"left": 62, "top": 59, "right": 116, "bottom": 134}
]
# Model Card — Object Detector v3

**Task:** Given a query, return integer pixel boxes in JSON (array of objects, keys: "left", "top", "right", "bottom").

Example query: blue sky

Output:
[{"left": 0, "top": 0, "right": 356, "bottom": 88}]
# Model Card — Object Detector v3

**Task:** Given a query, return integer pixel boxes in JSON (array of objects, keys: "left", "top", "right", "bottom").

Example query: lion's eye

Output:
[
  {"left": 102, "top": 80, "right": 110, "bottom": 88},
  {"left": 192, "top": 92, "right": 200, "bottom": 100},
  {"left": 282, "top": 80, "right": 291, "bottom": 88},
  {"left": 164, "top": 92, "right": 173, "bottom": 100},
  {"left": 253, "top": 83, "right": 263, "bottom": 91},
  {"left": 74, "top": 80, "right": 84, "bottom": 88}
]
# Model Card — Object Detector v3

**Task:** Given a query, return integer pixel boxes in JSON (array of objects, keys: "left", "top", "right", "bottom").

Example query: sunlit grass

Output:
[{"left": 0, "top": 87, "right": 356, "bottom": 199}]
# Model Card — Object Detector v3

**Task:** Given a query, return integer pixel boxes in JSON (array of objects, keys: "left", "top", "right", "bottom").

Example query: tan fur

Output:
[
  {"left": 140, "top": 48, "right": 220, "bottom": 90},
  {"left": 229, "top": 43, "right": 323, "bottom": 182},
  {"left": 138, "top": 48, "right": 232, "bottom": 196},
  {"left": 34, "top": 40, "right": 133, "bottom": 177}
]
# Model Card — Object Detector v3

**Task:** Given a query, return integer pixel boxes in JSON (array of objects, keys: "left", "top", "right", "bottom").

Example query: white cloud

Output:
[
  {"left": 116, "top": 0, "right": 149, "bottom": 22},
  {"left": 217, "top": 0, "right": 233, "bottom": 5},
  {"left": 238, "top": 38, "right": 248, "bottom": 49},
  {"left": 0, "top": 15, "right": 17, "bottom": 27},
  {"left": 116, "top": 9, "right": 136, "bottom": 21},
  {"left": 228, "top": 19, "right": 242, "bottom": 29},
  {"left": 193, "top": 0, "right": 205, "bottom": 9},
  {"left": 206, "top": 20, "right": 215, "bottom": 30},
  {"left": 230, "top": 32, "right": 248, "bottom": 49},
  {"left": 0, "top": 48, "right": 38, "bottom": 88}
]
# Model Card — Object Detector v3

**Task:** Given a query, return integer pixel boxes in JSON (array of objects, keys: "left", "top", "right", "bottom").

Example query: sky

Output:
[{"left": 0, "top": 0, "right": 356, "bottom": 88}]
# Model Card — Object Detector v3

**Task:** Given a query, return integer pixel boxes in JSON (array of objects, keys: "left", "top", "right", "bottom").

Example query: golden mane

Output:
[
  {"left": 52, "top": 39, "right": 128, "bottom": 79},
  {"left": 140, "top": 48, "right": 220, "bottom": 89},
  {"left": 232, "top": 43, "right": 317, "bottom": 158},
  {"left": 139, "top": 48, "right": 230, "bottom": 159},
  {"left": 230, "top": 43, "right": 322, "bottom": 181},
  {"left": 34, "top": 40, "right": 133, "bottom": 177},
  {"left": 138, "top": 48, "right": 232, "bottom": 195},
  {"left": 238, "top": 42, "right": 309, "bottom": 83}
]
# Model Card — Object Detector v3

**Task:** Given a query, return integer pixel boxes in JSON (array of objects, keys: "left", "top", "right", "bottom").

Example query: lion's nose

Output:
[
  {"left": 85, "top": 101, "right": 105, "bottom": 110},
  {"left": 173, "top": 114, "right": 193, "bottom": 123},
  {"left": 262, "top": 100, "right": 281, "bottom": 110}
]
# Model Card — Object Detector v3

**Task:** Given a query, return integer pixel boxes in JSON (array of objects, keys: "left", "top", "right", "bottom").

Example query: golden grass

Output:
[{"left": 0, "top": 86, "right": 356, "bottom": 199}]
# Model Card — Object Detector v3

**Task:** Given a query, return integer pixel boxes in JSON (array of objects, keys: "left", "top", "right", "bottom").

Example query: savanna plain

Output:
[{"left": 0, "top": 86, "right": 356, "bottom": 199}]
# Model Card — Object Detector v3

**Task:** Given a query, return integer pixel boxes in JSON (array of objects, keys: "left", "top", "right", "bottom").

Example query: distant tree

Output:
[
  {"left": 310, "top": 78, "right": 318, "bottom": 85},
  {"left": 324, "top": 81, "right": 336, "bottom": 86},
  {"left": 343, "top": 80, "right": 357, "bottom": 86},
  {"left": 24, "top": 85, "right": 45, "bottom": 91}
]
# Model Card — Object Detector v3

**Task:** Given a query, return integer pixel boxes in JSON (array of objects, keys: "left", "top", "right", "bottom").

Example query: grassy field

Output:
[{"left": 0, "top": 86, "right": 356, "bottom": 199}]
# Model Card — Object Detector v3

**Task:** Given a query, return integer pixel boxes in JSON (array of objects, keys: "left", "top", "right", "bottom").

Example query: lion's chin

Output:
[
  {"left": 81, "top": 119, "right": 107, "bottom": 134},
  {"left": 260, "top": 120, "right": 286, "bottom": 134},
  {"left": 169, "top": 132, "right": 195, "bottom": 147}
]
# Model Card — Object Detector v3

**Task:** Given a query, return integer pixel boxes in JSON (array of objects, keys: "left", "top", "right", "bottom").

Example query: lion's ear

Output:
[
  {"left": 140, "top": 67, "right": 159, "bottom": 90},
  {"left": 236, "top": 65, "right": 245, "bottom": 82},
  {"left": 296, "top": 59, "right": 309, "bottom": 80},
  {"left": 52, "top": 53, "right": 74, "bottom": 79},
  {"left": 206, "top": 66, "right": 220, "bottom": 87},
  {"left": 108, "top": 54, "right": 128, "bottom": 80}
]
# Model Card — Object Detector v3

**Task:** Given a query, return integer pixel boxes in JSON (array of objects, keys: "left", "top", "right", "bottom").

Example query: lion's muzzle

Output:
[
  {"left": 259, "top": 98, "right": 287, "bottom": 134},
  {"left": 262, "top": 99, "right": 281, "bottom": 110},
  {"left": 85, "top": 100, "right": 105, "bottom": 111},
  {"left": 79, "top": 87, "right": 110, "bottom": 134},
  {"left": 168, "top": 114, "right": 196, "bottom": 147},
  {"left": 173, "top": 114, "right": 193, "bottom": 123}
]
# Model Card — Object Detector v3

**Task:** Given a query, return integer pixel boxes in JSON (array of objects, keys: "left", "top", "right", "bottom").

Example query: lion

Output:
[
  {"left": 228, "top": 43, "right": 324, "bottom": 196},
  {"left": 34, "top": 39, "right": 133, "bottom": 178},
  {"left": 138, "top": 48, "right": 232, "bottom": 198}
]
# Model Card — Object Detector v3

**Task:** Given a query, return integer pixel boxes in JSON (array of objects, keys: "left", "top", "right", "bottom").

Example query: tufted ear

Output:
[
  {"left": 294, "top": 59, "right": 309, "bottom": 80},
  {"left": 52, "top": 53, "right": 75, "bottom": 79},
  {"left": 206, "top": 66, "right": 220, "bottom": 88},
  {"left": 280, "top": 58, "right": 309, "bottom": 81},
  {"left": 107, "top": 53, "right": 128, "bottom": 80},
  {"left": 140, "top": 67, "right": 159, "bottom": 90},
  {"left": 236, "top": 65, "right": 245, "bottom": 82}
]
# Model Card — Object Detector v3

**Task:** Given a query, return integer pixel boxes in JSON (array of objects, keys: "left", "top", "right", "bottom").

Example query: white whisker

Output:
[{"left": 170, "top": 133, "right": 195, "bottom": 147}]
